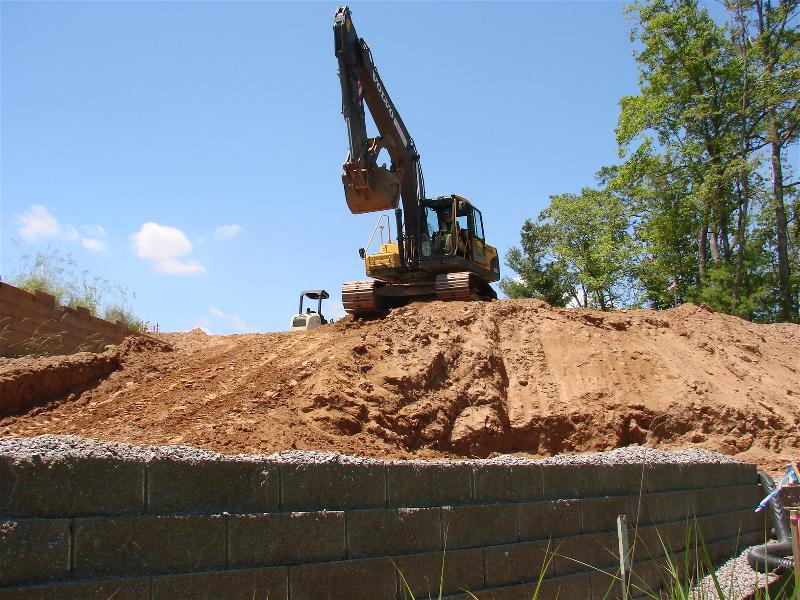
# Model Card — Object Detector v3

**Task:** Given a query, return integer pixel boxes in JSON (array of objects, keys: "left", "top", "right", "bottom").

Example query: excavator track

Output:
[
  {"left": 342, "top": 280, "right": 381, "bottom": 317},
  {"left": 435, "top": 272, "right": 498, "bottom": 302},
  {"left": 435, "top": 272, "right": 475, "bottom": 301}
]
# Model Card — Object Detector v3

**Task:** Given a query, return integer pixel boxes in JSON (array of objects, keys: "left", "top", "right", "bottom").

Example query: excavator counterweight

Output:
[{"left": 334, "top": 6, "right": 500, "bottom": 316}]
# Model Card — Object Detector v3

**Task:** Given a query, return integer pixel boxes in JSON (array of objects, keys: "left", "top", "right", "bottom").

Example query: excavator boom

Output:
[{"left": 334, "top": 5, "right": 423, "bottom": 248}]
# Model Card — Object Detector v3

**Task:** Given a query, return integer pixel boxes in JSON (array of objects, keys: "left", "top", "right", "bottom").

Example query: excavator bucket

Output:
[{"left": 342, "top": 161, "right": 401, "bottom": 214}]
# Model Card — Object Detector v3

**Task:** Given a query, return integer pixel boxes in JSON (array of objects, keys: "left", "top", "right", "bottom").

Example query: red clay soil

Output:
[{"left": 1, "top": 300, "right": 798, "bottom": 470}]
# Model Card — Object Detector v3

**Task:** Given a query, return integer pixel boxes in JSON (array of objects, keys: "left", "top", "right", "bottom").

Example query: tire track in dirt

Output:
[{"left": 1, "top": 300, "right": 797, "bottom": 469}]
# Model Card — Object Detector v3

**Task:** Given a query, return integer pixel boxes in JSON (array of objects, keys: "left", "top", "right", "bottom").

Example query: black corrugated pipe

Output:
[{"left": 746, "top": 471, "right": 794, "bottom": 573}]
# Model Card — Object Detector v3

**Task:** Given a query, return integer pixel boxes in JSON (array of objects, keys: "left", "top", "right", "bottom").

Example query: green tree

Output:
[
  {"left": 618, "top": 0, "right": 741, "bottom": 281},
  {"left": 501, "top": 220, "right": 572, "bottom": 307},
  {"left": 503, "top": 187, "right": 633, "bottom": 310},
  {"left": 751, "top": 0, "right": 800, "bottom": 320}
]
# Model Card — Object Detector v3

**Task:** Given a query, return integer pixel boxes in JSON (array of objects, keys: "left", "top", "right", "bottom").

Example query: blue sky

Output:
[{"left": 2, "top": 1, "right": 640, "bottom": 334}]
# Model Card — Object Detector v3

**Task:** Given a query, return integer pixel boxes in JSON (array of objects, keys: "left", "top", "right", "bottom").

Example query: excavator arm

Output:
[{"left": 334, "top": 5, "right": 423, "bottom": 250}]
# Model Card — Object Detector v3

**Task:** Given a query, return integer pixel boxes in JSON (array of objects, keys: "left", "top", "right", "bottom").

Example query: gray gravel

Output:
[
  {"left": 691, "top": 547, "right": 780, "bottom": 600},
  {"left": 0, "top": 434, "right": 263, "bottom": 465},
  {"left": 0, "top": 434, "right": 745, "bottom": 467}
]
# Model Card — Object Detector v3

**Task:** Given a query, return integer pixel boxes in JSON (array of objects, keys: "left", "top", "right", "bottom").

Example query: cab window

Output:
[{"left": 472, "top": 208, "right": 485, "bottom": 241}]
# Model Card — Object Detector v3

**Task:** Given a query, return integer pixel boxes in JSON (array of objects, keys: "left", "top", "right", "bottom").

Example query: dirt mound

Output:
[{"left": 1, "top": 300, "right": 797, "bottom": 469}]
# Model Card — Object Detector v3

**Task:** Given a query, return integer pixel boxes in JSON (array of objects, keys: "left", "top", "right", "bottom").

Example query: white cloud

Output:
[
  {"left": 153, "top": 258, "right": 205, "bottom": 275},
  {"left": 81, "top": 238, "right": 107, "bottom": 252},
  {"left": 214, "top": 224, "right": 242, "bottom": 240},
  {"left": 130, "top": 222, "right": 205, "bottom": 275},
  {"left": 17, "top": 205, "right": 108, "bottom": 250},
  {"left": 208, "top": 305, "right": 255, "bottom": 333},
  {"left": 17, "top": 205, "right": 61, "bottom": 241}
]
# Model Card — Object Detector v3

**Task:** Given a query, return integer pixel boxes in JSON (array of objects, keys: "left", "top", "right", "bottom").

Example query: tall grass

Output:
[
  {"left": 9, "top": 246, "right": 144, "bottom": 328},
  {"left": 393, "top": 522, "right": 796, "bottom": 600}
]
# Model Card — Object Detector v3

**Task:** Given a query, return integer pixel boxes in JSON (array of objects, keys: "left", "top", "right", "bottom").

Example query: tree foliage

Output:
[
  {"left": 505, "top": 0, "right": 799, "bottom": 321},
  {"left": 501, "top": 188, "right": 633, "bottom": 309}
]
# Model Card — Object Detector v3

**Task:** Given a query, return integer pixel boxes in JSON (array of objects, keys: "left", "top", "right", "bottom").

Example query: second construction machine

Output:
[{"left": 334, "top": 6, "right": 500, "bottom": 317}]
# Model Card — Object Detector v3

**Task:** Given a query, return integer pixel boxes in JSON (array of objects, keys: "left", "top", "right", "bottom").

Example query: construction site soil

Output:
[{"left": 1, "top": 300, "right": 798, "bottom": 470}]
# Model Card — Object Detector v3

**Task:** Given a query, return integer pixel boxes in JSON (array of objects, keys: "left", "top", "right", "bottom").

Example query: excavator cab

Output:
[{"left": 419, "top": 196, "right": 499, "bottom": 279}]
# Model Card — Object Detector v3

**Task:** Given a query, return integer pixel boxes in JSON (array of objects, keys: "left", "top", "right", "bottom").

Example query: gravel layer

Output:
[
  {"left": 0, "top": 434, "right": 745, "bottom": 467},
  {"left": 691, "top": 547, "right": 780, "bottom": 599}
]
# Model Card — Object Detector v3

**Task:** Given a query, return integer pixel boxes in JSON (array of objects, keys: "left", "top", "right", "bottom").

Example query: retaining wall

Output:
[
  {"left": 0, "top": 438, "right": 767, "bottom": 600},
  {"left": 0, "top": 283, "right": 131, "bottom": 357}
]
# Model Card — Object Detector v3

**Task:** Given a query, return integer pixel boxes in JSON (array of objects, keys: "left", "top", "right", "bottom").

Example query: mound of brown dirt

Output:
[{"left": 1, "top": 300, "right": 797, "bottom": 469}]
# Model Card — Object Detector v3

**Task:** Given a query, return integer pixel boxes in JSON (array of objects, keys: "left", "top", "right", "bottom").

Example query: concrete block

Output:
[
  {"left": 0, "top": 519, "right": 70, "bottom": 585},
  {"left": 146, "top": 458, "right": 278, "bottom": 514},
  {"left": 541, "top": 464, "right": 599, "bottom": 499},
  {"left": 589, "top": 566, "right": 620, "bottom": 600},
  {"left": 627, "top": 492, "right": 670, "bottom": 526},
  {"left": 658, "top": 490, "right": 698, "bottom": 521},
  {"left": 695, "top": 513, "right": 728, "bottom": 544},
  {"left": 712, "top": 463, "right": 756, "bottom": 486},
  {"left": 555, "top": 533, "right": 617, "bottom": 576},
  {"left": 473, "top": 464, "right": 543, "bottom": 503},
  {"left": 705, "top": 538, "right": 741, "bottom": 565},
  {"left": 229, "top": 511, "right": 345, "bottom": 567},
  {"left": 441, "top": 583, "right": 535, "bottom": 600},
  {"left": 679, "top": 463, "right": 723, "bottom": 490},
  {"left": 693, "top": 487, "right": 727, "bottom": 517},
  {"left": 386, "top": 463, "right": 472, "bottom": 507},
  {"left": 629, "top": 559, "right": 663, "bottom": 596},
  {"left": 34, "top": 290, "right": 56, "bottom": 308},
  {"left": 714, "top": 485, "right": 762, "bottom": 515},
  {"left": 74, "top": 514, "right": 225, "bottom": 577},
  {"left": 280, "top": 462, "right": 385, "bottom": 511},
  {"left": 393, "top": 548, "right": 484, "bottom": 597},
  {"left": 0, "top": 455, "right": 144, "bottom": 517},
  {"left": 739, "top": 529, "right": 764, "bottom": 547},
  {"left": 517, "top": 499, "right": 581, "bottom": 541},
  {"left": 151, "top": 566, "right": 288, "bottom": 600},
  {"left": 484, "top": 540, "right": 555, "bottom": 587},
  {"left": 347, "top": 506, "right": 441, "bottom": 558},
  {"left": 708, "top": 509, "right": 760, "bottom": 543},
  {"left": 596, "top": 463, "right": 646, "bottom": 496},
  {"left": 628, "top": 521, "right": 673, "bottom": 559},
  {"left": 642, "top": 464, "right": 688, "bottom": 493},
  {"left": 0, "top": 577, "right": 149, "bottom": 600},
  {"left": 536, "top": 572, "right": 593, "bottom": 598},
  {"left": 735, "top": 484, "right": 763, "bottom": 511},
  {"left": 580, "top": 496, "right": 628, "bottom": 534},
  {"left": 659, "top": 521, "right": 689, "bottom": 555},
  {"left": 288, "top": 556, "right": 396, "bottom": 600},
  {"left": 442, "top": 504, "right": 517, "bottom": 549}
]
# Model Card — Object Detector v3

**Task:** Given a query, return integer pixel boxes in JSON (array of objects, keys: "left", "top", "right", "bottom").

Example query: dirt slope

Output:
[{"left": 1, "top": 300, "right": 798, "bottom": 469}]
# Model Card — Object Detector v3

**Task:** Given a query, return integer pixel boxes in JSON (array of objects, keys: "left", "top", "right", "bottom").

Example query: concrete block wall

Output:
[
  {"left": 0, "top": 283, "right": 131, "bottom": 357},
  {"left": 0, "top": 439, "right": 766, "bottom": 600}
]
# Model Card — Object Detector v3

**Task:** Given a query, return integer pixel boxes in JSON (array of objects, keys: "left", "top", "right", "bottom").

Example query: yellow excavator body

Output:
[{"left": 365, "top": 243, "right": 401, "bottom": 275}]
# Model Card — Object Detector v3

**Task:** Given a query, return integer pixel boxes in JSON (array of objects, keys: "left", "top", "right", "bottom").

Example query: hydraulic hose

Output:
[{"left": 746, "top": 471, "right": 795, "bottom": 574}]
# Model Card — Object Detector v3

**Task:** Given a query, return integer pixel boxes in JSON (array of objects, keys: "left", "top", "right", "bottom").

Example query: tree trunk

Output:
[
  {"left": 733, "top": 7, "right": 749, "bottom": 314},
  {"left": 733, "top": 177, "right": 749, "bottom": 313},
  {"left": 757, "top": 0, "right": 795, "bottom": 321},
  {"left": 699, "top": 222, "right": 708, "bottom": 276},
  {"left": 769, "top": 125, "right": 792, "bottom": 320},
  {"left": 720, "top": 208, "right": 732, "bottom": 263},
  {"left": 709, "top": 224, "right": 721, "bottom": 262}
]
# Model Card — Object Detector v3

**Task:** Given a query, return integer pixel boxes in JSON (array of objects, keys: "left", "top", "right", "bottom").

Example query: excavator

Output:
[{"left": 334, "top": 6, "right": 500, "bottom": 317}]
